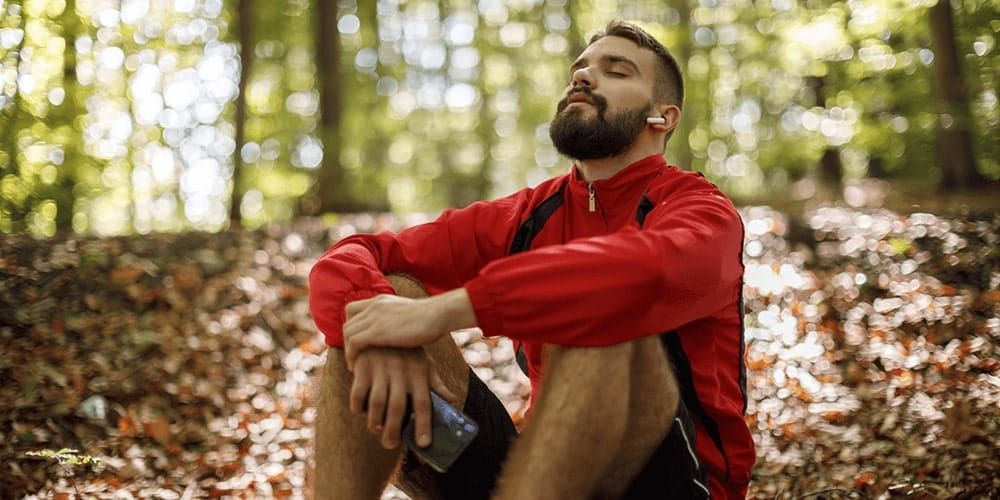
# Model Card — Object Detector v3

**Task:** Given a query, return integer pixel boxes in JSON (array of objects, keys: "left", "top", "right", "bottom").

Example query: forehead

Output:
[{"left": 576, "top": 35, "right": 658, "bottom": 75}]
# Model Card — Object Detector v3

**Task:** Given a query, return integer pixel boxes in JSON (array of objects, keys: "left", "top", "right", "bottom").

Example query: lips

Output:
[{"left": 566, "top": 93, "right": 593, "bottom": 106}]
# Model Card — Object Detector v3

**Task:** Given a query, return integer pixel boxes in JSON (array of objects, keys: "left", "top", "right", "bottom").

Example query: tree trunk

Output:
[
  {"left": 313, "top": 0, "right": 350, "bottom": 214},
  {"left": 928, "top": 0, "right": 984, "bottom": 190},
  {"left": 808, "top": 75, "right": 842, "bottom": 191},
  {"left": 565, "top": 0, "right": 585, "bottom": 58},
  {"left": 1, "top": 5, "right": 28, "bottom": 232},
  {"left": 474, "top": 12, "right": 495, "bottom": 203},
  {"left": 667, "top": 0, "right": 693, "bottom": 169},
  {"left": 56, "top": 0, "right": 81, "bottom": 232},
  {"left": 230, "top": 0, "right": 253, "bottom": 227}
]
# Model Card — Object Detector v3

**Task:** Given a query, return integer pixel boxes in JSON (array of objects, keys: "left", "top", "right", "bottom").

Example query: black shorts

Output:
[{"left": 399, "top": 371, "right": 710, "bottom": 499}]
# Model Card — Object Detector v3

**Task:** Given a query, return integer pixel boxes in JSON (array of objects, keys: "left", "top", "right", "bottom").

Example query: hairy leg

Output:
[
  {"left": 492, "top": 337, "right": 678, "bottom": 500},
  {"left": 491, "top": 341, "right": 632, "bottom": 499},
  {"left": 594, "top": 336, "right": 678, "bottom": 497},
  {"left": 312, "top": 275, "right": 472, "bottom": 500},
  {"left": 314, "top": 347, "right": 402, "bottom": 499}
]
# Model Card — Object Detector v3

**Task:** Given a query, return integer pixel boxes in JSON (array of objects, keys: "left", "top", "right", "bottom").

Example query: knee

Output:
[
  {"left": 539, "top": 342, "right": 635, "bottom": 402},
  {"left": 386, "top": 274, "right": 427, "bottom": 298},
  {"left": 545, "top": 341, "right": 633, "bottom": 366},
  {"left": 629, "top": 336, "right": 679, "bottom": 420},
  {"left": 320, "top": 347, "right": 350, "bottom": 386},
  {"left": 316, "top": 348, "right": 354, "bottom": 415}
]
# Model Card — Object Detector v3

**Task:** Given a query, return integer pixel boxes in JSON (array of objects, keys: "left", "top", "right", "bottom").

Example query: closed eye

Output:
[{"left": 607, "top": 71, "right": 627, "bottom": 77}]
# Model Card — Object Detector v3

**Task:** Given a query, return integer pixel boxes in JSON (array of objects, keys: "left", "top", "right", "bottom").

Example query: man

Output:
[{"left": 309, "top": 20, "right": 754, "bottom": 499}]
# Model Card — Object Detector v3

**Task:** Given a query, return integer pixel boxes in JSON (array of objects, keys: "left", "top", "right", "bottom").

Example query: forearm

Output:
[{"left": 430, "top": 287, "right": 478, "bottom": 333}]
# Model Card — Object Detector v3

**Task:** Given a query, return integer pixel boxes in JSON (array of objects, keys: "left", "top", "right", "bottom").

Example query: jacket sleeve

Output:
[
  {"left": 464, "top": 177, "right": 745, "bottom": 346},
  {"left": 308, "top": 192, "right": 526, "bottom": 347}
]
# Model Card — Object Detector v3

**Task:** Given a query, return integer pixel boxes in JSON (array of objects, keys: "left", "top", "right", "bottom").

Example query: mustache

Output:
[{"left": 556, "top": 87, "right": 608, "bottom": 114}]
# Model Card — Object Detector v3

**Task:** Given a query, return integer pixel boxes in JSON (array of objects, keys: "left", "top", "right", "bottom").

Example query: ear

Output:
[{"left": 648, "top": 104, "right": 681, "bottom": 133}]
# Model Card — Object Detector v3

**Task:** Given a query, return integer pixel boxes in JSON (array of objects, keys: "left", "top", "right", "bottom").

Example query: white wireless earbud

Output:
[{"left": 645, "top": 117, "right": 666, "bottom": 124}]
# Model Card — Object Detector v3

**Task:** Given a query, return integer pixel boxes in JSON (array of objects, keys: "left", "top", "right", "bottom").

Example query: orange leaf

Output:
[
  {"left": 118, "top": 415, "right": 137, "bottom": 437},
  {"left": 299, "top": 338, "right": 324, "bottom": 355},
  {"left": 143, "top": 416, "right": 171, "bottom": 445},
  {"left": 110, "top": 265, "right": 143, "bottom": 285},
  {"left": 822, "top": 411, "right": 846, "bottom": 424},
  {"left": 854, "top": 470, "right": 877, "bottom": 488}
]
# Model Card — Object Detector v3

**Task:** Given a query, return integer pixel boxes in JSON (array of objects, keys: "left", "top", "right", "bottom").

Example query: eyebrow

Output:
[{"left": 569, "top": 54, "right": 643, "bottom": 76}]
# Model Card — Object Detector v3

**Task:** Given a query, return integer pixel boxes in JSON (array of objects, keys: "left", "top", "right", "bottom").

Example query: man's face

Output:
[{"left": 549, "top": 36, "right": 659, "bottom": 160}]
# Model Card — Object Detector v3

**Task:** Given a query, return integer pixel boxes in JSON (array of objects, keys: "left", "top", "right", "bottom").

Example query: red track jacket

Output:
[{"left": 309, "top": 154, "right": 754, "bottom": 498}]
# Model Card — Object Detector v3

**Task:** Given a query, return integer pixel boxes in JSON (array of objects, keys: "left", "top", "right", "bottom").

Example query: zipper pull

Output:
[{"left": 587, "top": 183, "right": 596, "bottom": 212}]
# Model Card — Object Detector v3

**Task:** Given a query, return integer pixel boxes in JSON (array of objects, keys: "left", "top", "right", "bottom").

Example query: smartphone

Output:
[{"left": 402, "top": 390, "right": 479, "bottom": 473}]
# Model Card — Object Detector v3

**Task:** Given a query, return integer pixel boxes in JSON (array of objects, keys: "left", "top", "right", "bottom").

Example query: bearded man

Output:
[{"left": 309, "top": 20, "right": 755, "bottom": 499}]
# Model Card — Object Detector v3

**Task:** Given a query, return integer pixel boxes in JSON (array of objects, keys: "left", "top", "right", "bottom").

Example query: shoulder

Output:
[
  {"left": 643, "top": 167, "right": 742, "bottom": 229},
  {"left": 647, "top": 167, "right": 734, "bottom": 206}
]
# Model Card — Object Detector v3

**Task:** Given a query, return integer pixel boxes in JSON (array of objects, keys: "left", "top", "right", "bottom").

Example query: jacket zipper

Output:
[{"left": 588, "top": 183, "right": 596, "bottom": 212}]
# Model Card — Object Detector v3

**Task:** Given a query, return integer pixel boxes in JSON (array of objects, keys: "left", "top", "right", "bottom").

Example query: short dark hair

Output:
[{"left": 588, "top": 20, "right": 684, "bottom": 110}]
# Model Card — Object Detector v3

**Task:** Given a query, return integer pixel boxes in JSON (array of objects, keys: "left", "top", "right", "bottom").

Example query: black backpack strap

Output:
[
  {"left": 661, "top": 333, "right": 731, "bottom": 481},
  {"left": 509, "top": 189, "right": 565, "bottom": 254},
  {"left": 635, "top": 194, "right": 654, "bottom": 226},
  {"left": 738, "top": 290, "right": 748, "bottom": 414},
  {"left": 509, "top": 187, "right": 566, "bottom": 376}
]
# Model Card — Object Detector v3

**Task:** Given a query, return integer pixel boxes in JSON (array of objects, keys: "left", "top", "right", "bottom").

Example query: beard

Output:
[{"left": 549, "top": 88, "right": 652, "bottom": 161}]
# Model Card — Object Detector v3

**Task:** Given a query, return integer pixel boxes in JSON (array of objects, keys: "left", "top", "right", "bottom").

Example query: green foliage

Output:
[{"left": 0, "top": 0, "right": 995, "bottom": 236}]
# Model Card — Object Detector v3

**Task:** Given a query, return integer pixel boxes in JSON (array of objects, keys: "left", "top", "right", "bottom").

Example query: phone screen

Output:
[{"left": 403, "top": 390, "right": 479, "bottom": 473}]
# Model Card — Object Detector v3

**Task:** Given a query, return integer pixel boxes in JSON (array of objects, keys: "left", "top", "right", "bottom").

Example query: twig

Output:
[{"left": 59, "top": 461, "right": 82, "bottom": 499}]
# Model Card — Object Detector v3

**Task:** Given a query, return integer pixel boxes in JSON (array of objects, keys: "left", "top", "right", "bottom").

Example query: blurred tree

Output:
[
  {"left": 0, "top": 2, "right": 27, "bottom": 233},
  {"left": 565, "top": 0, "right": 585, "bottom": 58},
  {"left": 230, "top": 0, "right": 253, "bottom": 227},
  {"left": 809, "top": 75, "right": 844, "bottom": 192},
  {"left": 311, "top": 0, "right": 349, "bottom": 214},
  {"left": 928, "top": 0, "right": 986, "bottom": 190},
  {"left": 52, "top": 0, "right": 83, "bottom": 232},
  {"left": 664, "top": 0, "right": 692, "bottom": 170}
]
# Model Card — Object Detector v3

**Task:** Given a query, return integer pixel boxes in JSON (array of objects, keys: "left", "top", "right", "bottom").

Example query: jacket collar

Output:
[{"left": 567, "top": 154, "right": 667, "bottom": 211}]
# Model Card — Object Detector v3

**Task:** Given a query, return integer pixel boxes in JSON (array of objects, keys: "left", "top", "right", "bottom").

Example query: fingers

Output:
[
  {"left": 366, "top": 368, "right": 388, "bottom": 434},
  {"left": 344, "top": 335, "right": 370, "bottom": 371},
  {"left": 342, "top": 314, "right": 373, "bottom": 342},
  {"left": 347, "top": 349, "right": 454, "bottom": 453},
  {"left": 343, "top": 316, "right": 373, "bottom": 370},
  {"left": 381, "top": 368, "right": 408, "bottom": 449},
  {"left": 409, "top": 364, "right": 432, "bottom": 448},
  {"left": 344, "top": 296, "right": 376, "bottom": 320},
  {"left": 430, "top": 371, "right": 461, "bottom": 408},
  {"left": 349, "top": 359, "right": 372, "bottom": 415}
]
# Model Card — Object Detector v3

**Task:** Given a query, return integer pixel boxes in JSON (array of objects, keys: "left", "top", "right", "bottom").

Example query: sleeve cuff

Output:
[
  {"left": 324, "top": 286, "right": 395, "bottom": 347},
  {"left": 464, "top": 277, "right": 505, "bottom": 338}
]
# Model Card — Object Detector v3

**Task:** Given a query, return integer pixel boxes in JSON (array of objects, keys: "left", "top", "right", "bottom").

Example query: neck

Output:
[{"left": 577, "top": 140, "right": 662, "bottom": 182}]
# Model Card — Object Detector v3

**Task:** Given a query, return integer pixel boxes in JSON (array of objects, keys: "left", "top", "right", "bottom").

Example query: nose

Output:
[{"left": 571, "top": 65, "right": 593, "bottom": 89}]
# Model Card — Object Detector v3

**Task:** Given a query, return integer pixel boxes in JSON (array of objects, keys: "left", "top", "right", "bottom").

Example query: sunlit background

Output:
[{"left": 0, "top": 0, "right": 996, "bottom": 237}]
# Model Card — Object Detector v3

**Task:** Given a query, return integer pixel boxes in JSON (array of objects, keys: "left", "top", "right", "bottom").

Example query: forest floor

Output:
[{"left": 2, "top": 197, "right": 999, "bottom": 499}]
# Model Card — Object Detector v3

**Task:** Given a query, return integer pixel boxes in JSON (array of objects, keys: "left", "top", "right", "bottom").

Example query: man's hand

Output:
[
  {"left": 343, "top": 288, "right": 476, "bottom": 368},
  {"left": 349, "top": 347, "right": 459, "bottom": 450}
]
